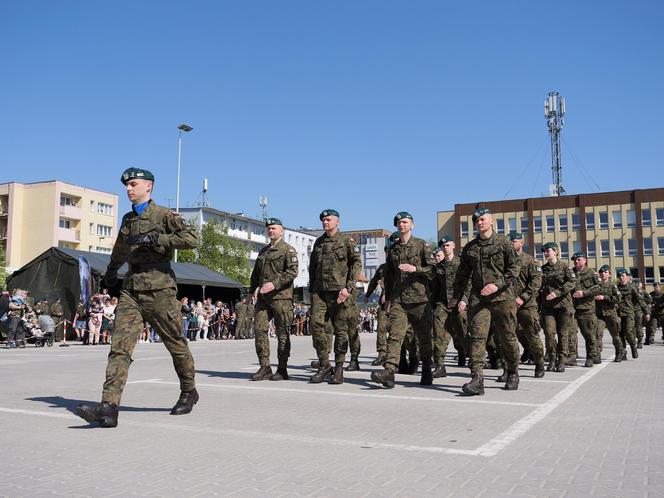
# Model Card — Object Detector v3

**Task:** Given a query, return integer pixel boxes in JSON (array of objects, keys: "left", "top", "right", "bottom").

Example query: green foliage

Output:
[
  {"left": 0, "top": 244, "right": 8, "bottom": 290},
  {"left": 179, "top": 220, "right": 251, "bottom": 285}
]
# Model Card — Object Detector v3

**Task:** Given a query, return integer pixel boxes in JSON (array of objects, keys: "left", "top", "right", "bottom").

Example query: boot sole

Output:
[
  {"left": 461, "top": 386, "right": 484, "bottom": 396},
  {"left": 75, "top": 407, "right": 117, "bottom": 428},
  {"left": 170, "top": 393, "right": 199, "bottom": 415}
]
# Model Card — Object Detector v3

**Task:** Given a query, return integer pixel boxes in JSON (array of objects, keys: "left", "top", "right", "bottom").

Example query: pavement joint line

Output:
[
  {"left": 134, "top": 379, "right": 545, "bottom": 407},
  {"left": 471, "top": 359, "right": 611, "bottom": 457}
]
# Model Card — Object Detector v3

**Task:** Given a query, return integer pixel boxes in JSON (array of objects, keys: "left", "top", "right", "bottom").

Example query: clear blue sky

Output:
[{"left": 2, "top": 1, "right": 663, "bottom": 238}]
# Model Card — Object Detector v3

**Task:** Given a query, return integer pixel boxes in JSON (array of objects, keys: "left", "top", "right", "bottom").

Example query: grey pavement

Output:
[{"left": 1, "top": 331, "right": 663, "bottom": 497}]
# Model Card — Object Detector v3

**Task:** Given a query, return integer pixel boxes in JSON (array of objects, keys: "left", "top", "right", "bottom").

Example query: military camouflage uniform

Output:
[
  {"left": 101, "top": 200, "right": 198, "bottom": 406},
  {"left": 49, "top": 301, "right": 64, "bottom": 341},
  {"left": 346, "top": 292, "right": 361, "bottom": 361},
  {"left": 572, "top": 266, "right": 601, "bottom": 363},
  {"left": 635, "top": 287, "right": 649, "bottom": 346},
  {"left": 595, "top": 280, "right": 624, "bottom": 358},
  {"left": 309, "top": 232, "right": 362, "bottom": 365},
  {"left": 646, "top": 288, "right": 664, "bottom": 344},
  {"left": 234, "top": 302, "right": 247, "bottom": 339},
  {"left": 365, "top": 264, "right": 388, "bottom": 358},
  {"left": 616, "top": 281, "right": 639, "bottom": 355},
  {"left": 431, "top": 255, "right": 467, "bottom": 366},
  {"left": 513, "top": 252, "right": 544, "bottom": 365},
  {"left": 383, "top": 236, "right": 435, "bottom": 371},
  {"left": 249, "top": 240, "right": 299, "bottom": 367},
  {"left": 453, "top": 233, "right": 520, "bottom": 376},
  {"left": 540, "top": 260, "right": 576, "bottom": 366}
]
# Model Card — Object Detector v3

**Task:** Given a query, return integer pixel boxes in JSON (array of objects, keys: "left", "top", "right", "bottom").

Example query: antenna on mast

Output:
[
  {"left": 544, "top": 91, "right": 566, "bottom": 196},
  {"left": 195, "top": 178, "right": 211, "bottom": 207},
  {"left": 259, "top": 196, "right": 268, "bottom": 221}
]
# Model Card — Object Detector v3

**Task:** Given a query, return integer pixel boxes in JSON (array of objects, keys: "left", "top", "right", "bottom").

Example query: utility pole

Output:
[{"left": 544, "top": 92, "right": 566, "bottom": 196}]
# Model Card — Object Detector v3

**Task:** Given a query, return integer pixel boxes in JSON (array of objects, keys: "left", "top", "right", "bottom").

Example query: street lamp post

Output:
[{"left": 175, "top": 123, "right": 193, "bottom": 262}]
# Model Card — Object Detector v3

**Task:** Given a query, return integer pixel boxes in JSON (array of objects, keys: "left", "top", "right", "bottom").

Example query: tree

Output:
[
  {"left": 179, "top": 220, "right": 251, "bottom": 285},
  {"left": 0, "top": 244, "right": 8, "bottom": 291}
]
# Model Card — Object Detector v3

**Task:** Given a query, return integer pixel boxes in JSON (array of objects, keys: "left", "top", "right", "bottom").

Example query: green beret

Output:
[
  {"left": 393, "top": 211, "right": 414, "bottom": 226},
  {"left": 507, "top": 231, "right": 523, "bottom": 241},
  {"left": 265, "top": 217, "right": 283, "bottom": 227},
  {"left": 542, "top": 242, "right": 558, "bottom": 251},
  {"left": 616, "top": 267, "right": 628, "bottom": 276},
  {"left": 571, "top": 251, "right": 586, "bottom": 260},
  {"left": 472, "top": 207, "right": 491, "bottom": 223},
  {"left": 438, "top": 235, "right": 454, "bottom": 246},
  {"left": 599, "top": 265, "right": 611, "bottom": 273},
  {"left": 320, "top": 209, "right": 340, "bottom": 220},
  {"left": 432, "top": 247, "right": 442, "bottom": 256},
  {"left": 121, "top": 167, "right": 154, "bottom": 185}
]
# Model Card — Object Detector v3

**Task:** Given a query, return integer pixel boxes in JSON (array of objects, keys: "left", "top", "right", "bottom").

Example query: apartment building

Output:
[
  {"left": 437, "top": 188, "right": 664, "bottom": 284},
  {"left": 0, "top": 181, "right": 119, "bottom": 271},
  {"left": 342, "top": 228, "right": 392, "bottom": 282}
]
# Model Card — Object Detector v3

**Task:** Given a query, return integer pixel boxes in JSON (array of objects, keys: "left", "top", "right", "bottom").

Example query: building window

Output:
[
  {"left": 508, "top": 217, "right": 516, "bottom": 232},
  {"left": 645, "top": 267, "right": 654, "bottom": 284},
  {"left": 660, "top": 266, "right": 664, "bottom": 283},
  {"left": 626, "top": 210, "right": 636, "bottom": 228},
  {"left": 90, "top": 200, "right": 95, "bottom": 212},
  {"left": 461, "top": 221, "right": 469, "bottom": 237},
  {"left": 546, "top": 215, "right": 555, "bottom": 232},
  {"left": 657, "top": 208, "right": 664, "bottom": 227},
  {"left": 534, "top": 216, "right": 542, "bottom": 233},
  {"left": 60, "top": 195, "right": 78, "bottom": 207},
  {"left": 59, "top": 219, "right": 71, "bottom": 229},
  {"left": 614, "top": 239, "right": 624, "bottom": 257},
  {"left": 587, "top": 240, "right": 596, "bottom": 258},
  {"left": 560, "top": 241, "right": 569, "bottom": 259},
  {"left": 612, "top": 210, "right": 622, "bottom": 229},
  {"left": 97, "top": 202, "right": 113, "bottom": 216},
  {"left": 96, "top": 247, "right": 112, "bottom": 254},
  {"left": 600, "top": 240, "right": 610, "bottom": 257},
  {"left": 520, "top": 216, "right": 529, "bottom": 234},
  {"left": 599, "top": 212, "right": 609, "bottom": 229},
  {"left": 97, "top": 224, "right": 112, "bottom": 237},
  {"left": 89, "top": 223, "right": 95, "bottom": 235},
  {"left": 630, "top": 268, "right": 639, "bottom": 279},
  {"left": 658, "top": 237, "right": 664, "bottom": 256},
  {"left": 644, "top": 238, "right": 653, "bottom": 256},
  {"left": 523, "top": 244, "right": 530, "bottom": 254},
  {"left": 628, "top": 239, "right": 637, "bottom": 256},
  {"left": 572, "top": 214, "right": 580, "bottom": 231},
  {"left": 535, "top": 243, "right": 542, "bottom": 255},
  {"left": 573, "top": 241, "right": 582, "bottom": 254},
  {"left": 585, "top": 213, "right": 595, "bottom": 230},
  {"left": 642, "top": 209, "right": 651, "bottom": 227},
  {"left": 496, "top": 219, "right": 505, "bottom": 234},
  {"left": 559, "top": 214, "right": 568, "bottom": 232}
]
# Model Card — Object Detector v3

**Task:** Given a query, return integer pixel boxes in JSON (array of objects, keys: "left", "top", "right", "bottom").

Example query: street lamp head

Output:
[{"left": 178, "top": 124, "right": 193, "bottom": 132}]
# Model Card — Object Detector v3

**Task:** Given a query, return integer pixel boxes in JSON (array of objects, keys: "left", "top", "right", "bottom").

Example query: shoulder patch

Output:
[
  {"left": 353, "top": 246, "right": 360, "bottom": 253},
  {"left": 536, "top": 266, "right": 542, "bottom": 272},
  {"left": 292, "top": 256, "right": 298, "bottom": 262}
]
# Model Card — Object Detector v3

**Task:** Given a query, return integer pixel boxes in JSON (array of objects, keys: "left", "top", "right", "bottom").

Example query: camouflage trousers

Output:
[
  {"left": 254, "top": 297, "right": 294, "bottom": 367},
  {"left": 596, "top": 312, "right": 623, "bottom": 357},
  {"left": 385, "top": 301, "right": 431, "bottom": 370},
  {"left": 467, "top": 300, "right": 519, "bottom": 376},
  {"left": 646, "top": 312, "right": 664, "bottom": 342},
  {"left": 347, "top": 305, "right": 361, "bottom": 359},
  {"left": 619, "top": 315, "right": 637, "bottom": 350},
  {"left": 575, "top": 310, "right": 597, "bottom": 360},
  {"left": 432, "top": 304, "right": 466, "bottom": 365},
  {"left": 375, "top": 306, "right": 388, "bottom": 355},
  {"left": 311, "top": 291, "right": 350, "bottom": 364},
  {"left": 634, "top": 311, "right": 644, "bottom": 342},
  {"left": 567, "top": 316, "right": 579, "bottom": 358},
  {"left": 516, "top": 306, "right": 544, "bottom": 364},
  {"left": 102, "top": 288, "right": 195, "bottom": 406},
  {"left": 541, "top": 306, "right": 573, "bottom": 363}
]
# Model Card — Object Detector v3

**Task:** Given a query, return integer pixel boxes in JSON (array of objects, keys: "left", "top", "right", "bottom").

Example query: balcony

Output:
[
  {"left": 58, "top": 227, "right": 81, "bottom": 243},
  {"left": 59, "top": 204, "right": 82, "bottom": 220}
]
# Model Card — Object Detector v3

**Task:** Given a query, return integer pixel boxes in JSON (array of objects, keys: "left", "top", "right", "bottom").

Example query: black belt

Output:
[{"left": 129, "top": 262, "right": 172, "bottom": 273}]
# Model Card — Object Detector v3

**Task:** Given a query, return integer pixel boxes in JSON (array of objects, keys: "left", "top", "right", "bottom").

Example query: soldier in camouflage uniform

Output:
[
  {"left": 431, "top": 235, "right": 467, "bottom": 378},
  {"left": 371, "top": 212, "right": 435, "bottom": 389},
  {"left": 234, "top": 301, "right": 248, "bottom": 339},
  {"left": 571, "top": 252, "right": 601, "bottom": 367},
  {"left": 76, "top": 167, "right": 199, "bottom": 428},
  {"left": 616, "top": 268, "right": 639, "bottom": 360},
  {"left": 646, "top": 283, "right": 664, "bottom": 345},
  {"left": 345, "top": 290, "right": 361, "bottom": 371},
  {"left": 634, "top": 281, "right": 649, "bottom": 348},
  {"left": 539, "top": 242, "right": 576, "bottom": 372},
  {"left": 49, "top": 299, "right": 64, "bottom": 341},
  {"left": 365, "top": 261, "right": 388, "bottom": 366},
  {"left": 507, "top": 232, "right": 545, "bottom": 378},
  {"left": 449, "top": 208, "right": 520, "bottom": 395},
  {"left": 595, "top": 265, "right": 625, "bottom": 361},
  {"left": 247, "top": 217, "right": 298, "bottom": 381},
  {"left": 308, "top": 209, "right": 362, "bottom": 385}
]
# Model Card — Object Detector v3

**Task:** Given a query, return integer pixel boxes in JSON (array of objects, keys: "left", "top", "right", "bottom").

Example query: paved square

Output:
[{"left": 1, "top": 333, "right": 663, "bottom": 497}]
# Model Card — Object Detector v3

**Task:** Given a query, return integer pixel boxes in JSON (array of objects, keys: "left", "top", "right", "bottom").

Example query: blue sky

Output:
[{"left": 2, "top": 1, "right": 663, "bottom": 237}]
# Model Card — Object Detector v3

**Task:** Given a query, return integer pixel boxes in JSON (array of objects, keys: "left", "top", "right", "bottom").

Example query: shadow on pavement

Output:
[{"left": 26, "top": 395, "right": 171, "bottom": 414}]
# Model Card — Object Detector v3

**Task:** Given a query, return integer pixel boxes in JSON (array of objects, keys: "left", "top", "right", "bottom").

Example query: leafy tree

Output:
[{"left": 0, "top": 244, "right": 8, "bottom": 291}]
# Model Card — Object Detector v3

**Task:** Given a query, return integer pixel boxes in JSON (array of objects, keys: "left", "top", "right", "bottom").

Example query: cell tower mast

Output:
[
  {"left": 544, "top": 91, "right": 566, "bottom": 196},
  {"left": 259, "top": 196, "right": 268, "bottom": 221}
]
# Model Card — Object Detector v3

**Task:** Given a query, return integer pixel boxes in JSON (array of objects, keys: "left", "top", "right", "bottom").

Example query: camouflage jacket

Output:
[
  {"left": 539, "top": 259, "right": 576, "bottom": 311},
  {"left": 308, "top": 232, "right": 362, "bottom": 293},
  {"left": 432, "top": 255, "right": 461, "bottom": 306},
  {"left": 384, "top": 236, "right": 435, "bottom": 304},
  {"left": 637, "top": 289, "right": 651, "bottom": 314},
  {"left": 651, "top": 290, "right": 664, "bottom": 315},
  {"left": 512, "top": 252, "right": 542, "bottom": 309},
  {"left": 34, "top": 301, "right": 49, "bottom": 316},
  {"left": 616, "top": 282, "right": 639, "bottom": 317},
  {"left": 595, "top": 280, "right": 621, "bottom": 317},
  {"left": 365, "top": 263, "right": 386, "bottom": 301},
  {"left": 453, "top": 232, "right": 519, "bottom": 305},
  {"left": 107, "top": 200, "right": 198, "bottom": 291},
  {"left": 50, "top": 302, "right": 63, "bottom": 317},
  {"left": 572, "top": 266, "right": 601, "bottom": 313},
  {"left": 249, "top": 239, "right": 299, "bottom": 300}
]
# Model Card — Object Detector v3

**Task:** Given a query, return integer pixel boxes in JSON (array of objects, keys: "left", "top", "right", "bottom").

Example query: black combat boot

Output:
[
  {"left": 170, "top": 389, "right": 199, "bottom": 415},
  {"left": 565, "top": 356, "right": 577, "bottom": 367},
  {"left": 371, "top": 354, "right": 386, "bottom": 366},
  {"left": 329, "top": 365, "right": 344, "bottom": 384},
  {"left": 631, "top": 345, "right": 639, "bottom": 359},
  {"left": 462, "top": 374, "right": 484, "bottom": 396},
  {"left": 594, "top": 353, "right": 601, "bottom": 364},
  {"left": 75, "top": 401, "right": 119, "bottom": 428},
  {"left": 496, "top": 370, "right": 509, "bottom": 382},
  {"left": 555, "top": 360, "right": 566, "bottom": 373},
  {"left": 583, "top": 357, "right": 594, "bottom": 368},
  {"left": 621, "top": 350, "right": 627, "bottom": 361},
  {"left": 457, "top": 355, "right": 466, "bottom": 367},
  {"left": 546, "top": 358, "right": 556, "bottom": 371},
  {"left": 309, "top": 363, "right": 332, "bottom": 383},
  {"left": 504, "top": 372, "right": 519, "bottom": 391},
  {"left": 371, "top": 367, "right": 395, "bottom": 388},
  {"left": 398, "top": 350, "right": 409, "bottom": 374},
  {"left": 420, "top": 363, "right": 433, "bottom": 386},
  {"left": 251, "top": 365, "right": 273, "bottom": 381},
  {"left": 346, "top": 358, "right": 360, "bottom": 371},
  {"left": 407, "top": 355, "right": 420, "bottom": 375},
  {"left": 614, "top": 349, "right": 622, "bottom": 362},
  {"left": 432, "top": 363, "right": 447, "bottom": 378},
  {"left": 270, "top": 363, "right": 289, "bottom": 381},
  {"left": 534, "top": 362, "right": 545, "bottom": 378},
  {"left": 637, "top": 339, "right": 643, "bottom": 349}
]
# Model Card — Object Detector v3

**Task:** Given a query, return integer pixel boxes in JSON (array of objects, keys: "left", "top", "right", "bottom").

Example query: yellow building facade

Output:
[
  {"left": 0, "top": 181, "right": 119, "bottom": 271},
  {"left": 437, "top": 188, "right": 664, "bottom": 285}
]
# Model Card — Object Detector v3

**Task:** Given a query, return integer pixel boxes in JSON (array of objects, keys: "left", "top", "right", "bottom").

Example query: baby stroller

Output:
[{"left": 24, "top": 317, "right": 54, "bottom": 347}]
